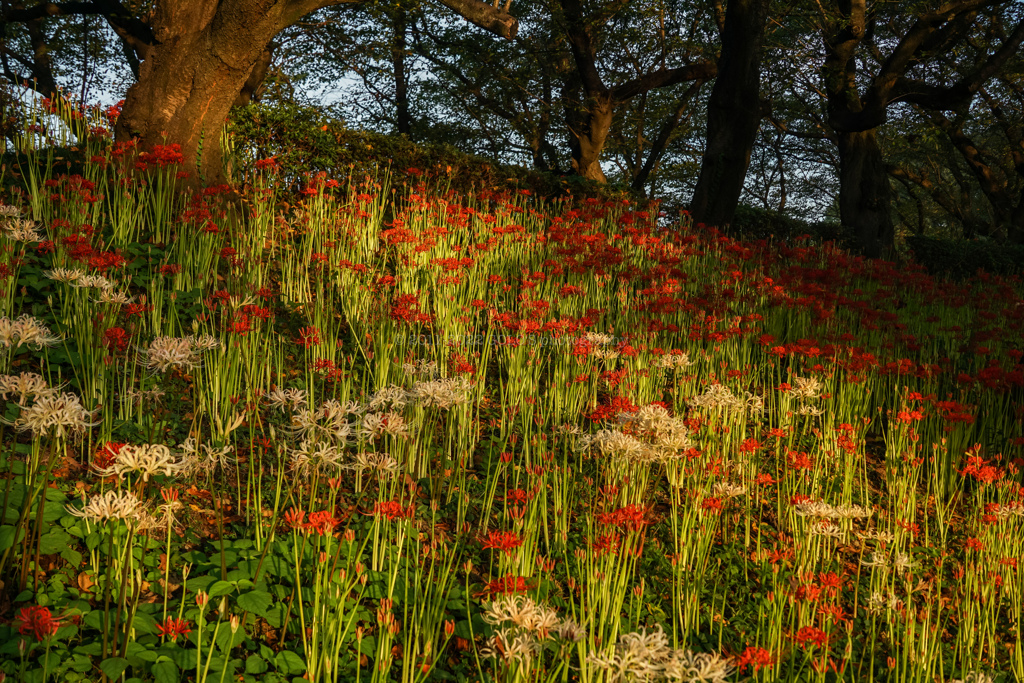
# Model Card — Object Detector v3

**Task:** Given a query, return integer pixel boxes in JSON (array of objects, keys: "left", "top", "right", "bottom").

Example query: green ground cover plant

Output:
[{"left": 0, "top": 97, "right": 1021, "bottom": 683}]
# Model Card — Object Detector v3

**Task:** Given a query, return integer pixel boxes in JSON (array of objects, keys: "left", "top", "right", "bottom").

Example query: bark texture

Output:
[
  {"left": 104, "top": 0, "right": 519, "bottom": 184},
  {"left": 838, "top": 130, "right": 893, "bottom": 258},
  {"left": 690, "top": 0, "right": 769, "bottom": 227},
  {"left": 115, "top": 0, "right": 309, "bottom": 185}
]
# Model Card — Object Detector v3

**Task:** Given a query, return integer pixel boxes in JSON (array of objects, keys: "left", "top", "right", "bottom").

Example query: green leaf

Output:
[
  {"left": 99, "top": 657, "right": 130, "bottom": 680},
  {"left": 185, "top": 574, "right": 216, "bottom": 591},
  {"left": 132, "top": 612, "right": 158, "bottom": 636},
  {"left": 38, "top": 529, "right": 71, "bottom": 554},
  {"left": 152, "top": 660, "right": 180, "bottom": 683},
  {"left": 207, "top": 580, "right": 234, "bottom": 598},
  {"left": 274, "top": 650, "right": 305, "bottom": 675},
  {"left": 263, "top": 604, "right": 285, "bottom": 628},
  {"left": 0, "top": 525, "right": 20, "bottom": 551},
  {"left": 61, "top": 546, "right": 82, "bottom": 566},
  {"left": 236, "top": 590, "right": 272, "bottom": 617},
  {"left": 246, "top": 655, "right": 268, "bottom": 674}
]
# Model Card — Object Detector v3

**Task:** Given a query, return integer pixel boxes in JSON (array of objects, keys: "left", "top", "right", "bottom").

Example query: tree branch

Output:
[{"left": 610, "top": 62, "right": 716, "bottom": 101}]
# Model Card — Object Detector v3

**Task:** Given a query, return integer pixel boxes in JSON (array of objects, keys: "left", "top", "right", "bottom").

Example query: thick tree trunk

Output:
[
  {"left": 115, "top": 1, "right": 292, "bottom": 185},
  {"left": 690, "top": 0, "right": 769, "bottom": 227},
  {"left": 838, "top": 129, "right": 894, "bottom": 258},
  {"left": 569, "top": 93, "right": 612, "bottom": 182}
]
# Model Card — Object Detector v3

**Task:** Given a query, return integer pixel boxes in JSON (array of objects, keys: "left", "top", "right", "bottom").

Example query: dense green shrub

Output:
[
  {"left": 905, "top": 234, "right": 1024, "bottom": 280},
  {"left": 228, "top": 102, "right": 637, "bottom": 205},
  {"left": 725, "top": 204, "right": 848, "bottom": 247}
]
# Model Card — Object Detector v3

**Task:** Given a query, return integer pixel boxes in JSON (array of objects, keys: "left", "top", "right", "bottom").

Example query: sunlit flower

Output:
[
  {"left": 143, "top": 336, "right": 217, "bottom": 373},
  {"left": 44, "top": 268, "right": 84, "bottom": 283},
  {"left": 66, "top": 490, "right": 146, "bottom": 523},
  {"left": 0, "top": 372, "right": 57, "bottom": 405},
  {"left": 3, "top": 218, "right": 43, "bottom": 242},
  {"left": 177, "top": 437, "right": 234, "bottom": 475},
  {"left": 71, "top": 274, "right": 116, "bottom": 290},
  {"left": 262, "top": 386, "right": 307, "bottom": 411},
  {"left": 93, "top": 443, "right": 183, "bottom": 481},
  {"left": 289, "top": 439, "right": 346, "bottom": 477},
  {"left": 0, "top": 315, "right": 61, "bottom": 349},
  {"left": 95, "top": 289, "right": 134, "bottom": 305},
  {"left": 10, "top": 391, "right": 99, "bottom": 437},
  {"left": 346, "top": 451, "right": 401, "bottom": 476},
  {"left": 156, "top": 617, "right": 192, "bottom": 641},
  {"left": 663, "top": 649, "right": 734, "bottom": 682}
]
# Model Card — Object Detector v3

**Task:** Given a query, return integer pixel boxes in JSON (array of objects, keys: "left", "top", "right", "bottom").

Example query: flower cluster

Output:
[
  {"left": 0, "top": 315, "right": 61, "bottom": 350},
  {"left": 93, "top": 443, "right": 183, "bottom": 481},
  {"left": 143, "top": 335, "right": 219, "bottom": 373},
  {"left": 587, "top": 625, "right": 734, "bottom": 683}
]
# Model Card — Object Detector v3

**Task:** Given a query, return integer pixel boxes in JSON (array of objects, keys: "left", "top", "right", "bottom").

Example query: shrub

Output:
[{"left": 905, "top": 235, "right": 1024, "bottom": 280}]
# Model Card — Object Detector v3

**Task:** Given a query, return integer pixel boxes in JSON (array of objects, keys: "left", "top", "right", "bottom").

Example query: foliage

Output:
[
  {"left": 906, "top": 235, "right": 1024, "bottom": 280},
  {"left": 228, "top": 101, "right": 638, "bottom": 203}
]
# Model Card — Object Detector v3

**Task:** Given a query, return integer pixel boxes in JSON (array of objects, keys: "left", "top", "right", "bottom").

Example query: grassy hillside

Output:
[{"left": 0, "top": 104, "right": 1021, "bottom": 683}]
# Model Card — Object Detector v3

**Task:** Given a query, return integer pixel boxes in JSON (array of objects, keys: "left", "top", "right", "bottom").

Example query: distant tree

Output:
[{"left": 818, "top": 0, "right": 1024, "bottom": 256}]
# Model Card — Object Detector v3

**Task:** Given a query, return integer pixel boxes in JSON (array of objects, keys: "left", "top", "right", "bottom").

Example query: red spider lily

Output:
[
  {"left": 794, "top": 625, "right": 829, "bottom": 649},
  {"left": 283, "top": 508, "right": 306, "bottom": 529},
  {"left": 156, "top": 617, "right": 192, "bottom": 640},
  {"left": 793, "top": 581, "right": 822, "bottom": 602},
  {"left": 372, "top": 500, "right": 415, "bottom": 521},
  {"left": 303, "top": 511, "right": 340, "bottom": 536},
  {"left": 478, "top": 575, "right": 531, "bottom": 597},
  {"left": 965, "top": 537, "right": 985, "bottom": 552},
  {"left": 817, "top": 571, "right": 843, "bottom": 597},
  {"left": 15, "top": 605, "right": 59, "bottom": 641},
  {"left": 254, "top": 156, "right": 279, "bottom": 171},
  {"left": 89, "top": 250, "right": 126, "bottom": 271},
  {"left": 94, "top": 441, "right": 127, "bottom": 470},
  {"left": 139, "top": 144, "right": 184, "bottom": 167},
  {"left": 735, "top": 646, "right": 773, "bottom": 673},
  {"left": 787, "top": 450, "right": 814, "bottom": 470},
  {"left": 505, "top": 488, "right": 532, "bottom": 506},
  {"left": 123, "top": 303, "right": 153, "bottom": 317},
  {"left": 961, "top": 454, "right": 1004, "bottom": 484},
  {"left": 590, "top": 532, "right": 620, "bottom": 557},
  {"left": 738, "top": 437, "right": 761, "bottom": 453},
  {"left": 297, "top": 326, "right": 321, "bottom": 348},
  {"left": 701, "top": 497, "right": 724, "bottom": 513},
  {"left": 228, "top": 313, "right": 251, "bottom": 336},
  {"left": 596, "top": 504, "right": 650, "bottom": 532},
  {"left": 480, "top": 530, "right": 523, "bottom": 555},
  {"left": 103, "top": 327, "right": 130, "bottom": 354},
  {"left": 895, "top": 410, "right": 924, "bottom": 424}
]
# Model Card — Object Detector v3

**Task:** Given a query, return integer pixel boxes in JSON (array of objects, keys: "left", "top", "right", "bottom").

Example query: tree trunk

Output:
[
  {"left": 233, "top": 47, "right": 274, "bottom": 107},
  {"left": 690, "top": 0, "right": 769, "bottom": 227},
  {"left": 392, "top": 6, "right": 411, "bottom": 136},
  {"left": 838, "top": 129, "right": 894, "bottom": 258},
  {"left": 115, "top": 1, "right": 295, "bottom": 185},
  {"left": 569, "top": 93, "right": 612, "bottom": 182}
]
